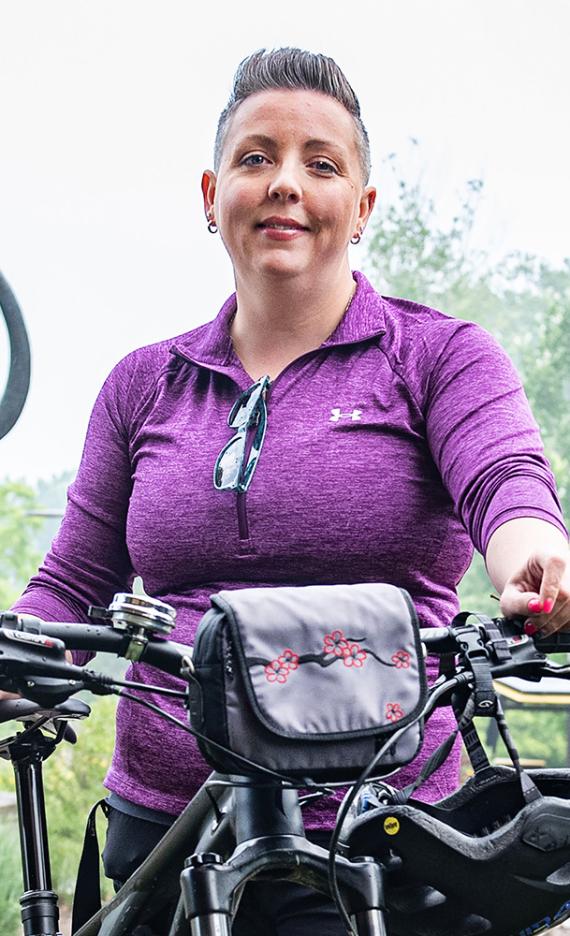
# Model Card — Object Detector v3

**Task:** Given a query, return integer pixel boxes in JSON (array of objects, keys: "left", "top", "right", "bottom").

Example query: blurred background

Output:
[{"left": 1, "top": 1, "right": 570, "bottom": 930}]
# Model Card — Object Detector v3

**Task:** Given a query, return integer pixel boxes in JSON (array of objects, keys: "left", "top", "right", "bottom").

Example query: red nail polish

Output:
[
  {"left": 524, "top": 621, "right": 538, "bottom": 635},
  {"left": 543, "top": 598, "right": 555, "bottom": 614},
  {"left": 528, "top": 599, "right": 543, "bottom": 613}
]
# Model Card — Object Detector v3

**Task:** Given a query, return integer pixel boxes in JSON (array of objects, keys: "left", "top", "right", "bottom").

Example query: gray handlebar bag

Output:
[{"left": 190, "top": 583, "right": 428, "bottom": 782}]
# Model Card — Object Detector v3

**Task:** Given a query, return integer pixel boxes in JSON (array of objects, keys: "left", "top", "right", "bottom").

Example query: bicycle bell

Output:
[{"left": 89, "top": 593, "right": 176, "bottom": 661}]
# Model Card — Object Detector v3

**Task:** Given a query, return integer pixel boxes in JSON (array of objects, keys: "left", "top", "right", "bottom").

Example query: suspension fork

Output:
[
  {"left": 180, "top": 785, "right": 389, "bottom": 935},
  {"left": 180, "top": 848, "right": 389, "bottom": 936}
]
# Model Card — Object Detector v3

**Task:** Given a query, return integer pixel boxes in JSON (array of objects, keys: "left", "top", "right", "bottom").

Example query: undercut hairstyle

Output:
[{"left": 214, "top": 48, "right": 371, "bottom": 184}]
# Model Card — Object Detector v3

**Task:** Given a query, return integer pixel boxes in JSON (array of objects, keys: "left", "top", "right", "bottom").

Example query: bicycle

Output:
[{"left": 2, "top": 588, "right": 570, "bottom": 936}]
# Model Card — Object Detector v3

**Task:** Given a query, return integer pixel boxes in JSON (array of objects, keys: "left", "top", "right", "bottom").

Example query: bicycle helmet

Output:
[{"left": 341, "top": 766, "right": 570, "bottom": 935}]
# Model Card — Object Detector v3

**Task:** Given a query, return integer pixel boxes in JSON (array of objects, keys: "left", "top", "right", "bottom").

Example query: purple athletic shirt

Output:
[{"left": 12, "top": 271, "right": 566, "bottom": 827}]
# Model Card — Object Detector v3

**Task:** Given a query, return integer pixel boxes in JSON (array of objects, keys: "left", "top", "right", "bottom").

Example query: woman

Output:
[{"left": 9, "top": 47, "right": 570, "bottom": 933}]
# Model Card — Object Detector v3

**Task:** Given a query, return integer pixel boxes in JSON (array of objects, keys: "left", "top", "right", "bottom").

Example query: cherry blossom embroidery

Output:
[
  {"left": 342, "top": 642, "right": 368, "bottom": 667},
  {"left": 252, "top": 628, "right": 407, "bottom": 682},
  {"left": 264, "top": 660, "right": 290, "bottom": 684},
  {"left": 386, "top": 702, "right": 405, "bottom": 722},
  {"left": 323, "top": 629, "right": 350, "bottom": 657},
  {"left": 391, "top": 650, "right": 411, "bottom": 669},
  {"left": 278, "top": 648, "right": 299, "bottom": 670}
]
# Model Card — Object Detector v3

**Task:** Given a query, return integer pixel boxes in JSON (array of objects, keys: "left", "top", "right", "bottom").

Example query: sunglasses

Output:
[{"left": 213, "top": 376, "right": 271, "bottom": 493}]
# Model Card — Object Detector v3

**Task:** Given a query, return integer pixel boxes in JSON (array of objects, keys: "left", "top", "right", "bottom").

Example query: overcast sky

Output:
[{"left": 1, "top": 0, "right": 569, "bottom": 483}]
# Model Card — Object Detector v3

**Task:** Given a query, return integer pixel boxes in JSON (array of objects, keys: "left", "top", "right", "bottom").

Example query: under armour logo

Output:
[{"left": 330, "top": 408, "right": 362, "bottom": 422}]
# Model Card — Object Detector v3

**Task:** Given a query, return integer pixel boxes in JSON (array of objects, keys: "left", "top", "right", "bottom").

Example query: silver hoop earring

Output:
[
  {"left": 350, "top": 231, "right": 362, "bottom": 245},
  {"left": 207, "top": 220, "right": 218, "bottom": 234}
]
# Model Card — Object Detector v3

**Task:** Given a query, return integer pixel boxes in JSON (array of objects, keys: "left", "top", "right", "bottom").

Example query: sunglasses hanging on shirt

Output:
[{"left": 213, "top": 375, "right": 271, "bottom": 494}]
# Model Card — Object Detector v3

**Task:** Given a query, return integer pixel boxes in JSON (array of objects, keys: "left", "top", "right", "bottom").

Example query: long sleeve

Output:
[
  {"left": 422, "top": 320, "right": 567, "bottom": 553},
  {"left": 11, "top": 355, "right": 139, "bottom": 632}
]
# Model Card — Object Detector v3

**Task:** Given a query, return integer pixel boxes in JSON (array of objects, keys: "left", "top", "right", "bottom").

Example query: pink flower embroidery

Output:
[
  {"left": 391, "top": 650, "right": 411, "bottom": 669},
  {"left": 323, "top": 629, "right": 349, "bottom": 657},
  {"left": 278, "top": 648, "right": 299, "bottom": 670},
  {"left": 264, "top": 660, "right": 289, "bottom": 684},
  {"left": 342, "top": 642, "right": 367, "bottom": 667},
  {"left": 386, "top": 702, "right": 405, "bottom": 722}
]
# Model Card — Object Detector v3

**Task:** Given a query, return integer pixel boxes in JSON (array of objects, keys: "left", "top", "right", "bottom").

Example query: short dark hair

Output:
[{"left": 214, "top": 48, "right": 371, "bottom": 183}]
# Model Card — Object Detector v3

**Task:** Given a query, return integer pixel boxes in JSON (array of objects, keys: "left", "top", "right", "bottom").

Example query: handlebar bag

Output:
[{"left": 190, "top": 583, "right": 428, "bottom": 782}]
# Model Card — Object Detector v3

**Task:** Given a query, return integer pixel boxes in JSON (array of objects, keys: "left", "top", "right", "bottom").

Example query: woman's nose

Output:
[{"left": 267, "top": 162, "right": 302, "bottom": 201}]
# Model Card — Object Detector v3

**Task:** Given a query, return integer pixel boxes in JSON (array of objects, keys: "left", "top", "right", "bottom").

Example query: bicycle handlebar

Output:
[
  {"left": 1, "top": 609, "right": 569, "bottom": 693},
  {"left": 0, "top": 613, "right": 192, "bottom": 677}
]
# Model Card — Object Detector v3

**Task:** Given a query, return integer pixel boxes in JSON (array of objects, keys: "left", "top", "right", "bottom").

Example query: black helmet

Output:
[{"left": 342, "top": 766, "right": 570, "bottom": 936}]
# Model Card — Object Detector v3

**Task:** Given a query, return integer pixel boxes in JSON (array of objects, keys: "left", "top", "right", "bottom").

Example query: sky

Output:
[{"left": 1, "top": 0, "right": 569, "bottom": 483}]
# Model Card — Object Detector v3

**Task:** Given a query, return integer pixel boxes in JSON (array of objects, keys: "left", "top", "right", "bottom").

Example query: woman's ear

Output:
[
  {"left": 357, "top": 185, "right": 377, "bottom": 232},
  {"left": 201, "top": 170, "right": 217, "bottom": 220}
]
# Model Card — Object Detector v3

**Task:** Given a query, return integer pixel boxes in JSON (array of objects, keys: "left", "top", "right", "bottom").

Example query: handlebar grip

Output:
[
  {"left": 533, "top": 631, "right": 570, "bottom": 653},
  {"left": 492, "top": 616, "right": 570, "bottom": 653},
  {"left": 420, "top": 619, "right": 570, "bottom": 658},
  {"left": 1, "top": 616, "right": 191, "bottom": 679}
]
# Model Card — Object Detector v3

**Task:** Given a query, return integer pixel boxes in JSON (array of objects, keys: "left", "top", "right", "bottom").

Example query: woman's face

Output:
[{"left": 202, "top": 89, "right": 376, "bottom": 287}]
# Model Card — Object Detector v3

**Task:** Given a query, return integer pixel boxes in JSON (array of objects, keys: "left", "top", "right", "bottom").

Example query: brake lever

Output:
[{"left": 8, "top": 674, "right": 88, "bottom": 707}]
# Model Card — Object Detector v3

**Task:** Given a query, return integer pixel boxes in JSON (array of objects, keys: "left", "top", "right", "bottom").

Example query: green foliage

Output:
[
  {"left": 33, "top": 470, "right": 74, "bottom": 556},
  {"left": 366, "top": 158, "right": 547, "bottom": 365},
  {"left": 456, "top": 551, "right": 498, "bottom": 617},
  {"left": 518, "top": 259, "right": 570, "bottom": 517},
  {"left": 479, "top": 708, "right": 569, "bottom": 768},
  {"left": 0, "top": 480, "right": 42, "bottom": 608},
  {"left": 0, "top": 819, "right": 23, "bottom": 935}
]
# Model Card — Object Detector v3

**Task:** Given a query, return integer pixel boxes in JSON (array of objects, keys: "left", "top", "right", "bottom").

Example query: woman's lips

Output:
[
  {"left": 259, "top": 227, "right": 307, "bottom": 240},
  {"left": 257, "top": 219, "right": 309, "bottom": 240}
]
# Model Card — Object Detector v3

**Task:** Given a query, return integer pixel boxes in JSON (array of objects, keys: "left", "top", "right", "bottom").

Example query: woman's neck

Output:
[{"left": 230, "top": 269, "right": 356, "bottom": 381}]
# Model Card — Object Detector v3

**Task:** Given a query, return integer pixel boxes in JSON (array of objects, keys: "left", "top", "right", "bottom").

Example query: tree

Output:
[
  {"left": 0, "top": 480, "right": 42, "bottom": 608},
  {"left": 365, "top": 159, "right": 541, "bottom": 364},
  {"left": 519, "top": 259, "right": 570, "bottom": 517},
  {"left": 34, "top": 469, "right": 74, "bottom": 555}
]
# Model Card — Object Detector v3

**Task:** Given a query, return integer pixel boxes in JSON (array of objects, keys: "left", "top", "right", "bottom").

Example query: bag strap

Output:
[{"left": 71, "top": 798, "right": 109, "bottom": 934}]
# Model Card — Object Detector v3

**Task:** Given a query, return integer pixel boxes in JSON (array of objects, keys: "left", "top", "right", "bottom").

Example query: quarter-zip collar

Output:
[{"left": 169, "top": 271, "right": 386, "bottom": 377}]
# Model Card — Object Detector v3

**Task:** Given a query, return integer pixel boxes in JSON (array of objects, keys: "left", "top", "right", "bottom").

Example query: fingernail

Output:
[
  {"left": 543, "top": 598, "right": 555, "bottom": 614},
  {"left": 528, "top": 599, "right": 544, "bottom": 613},
  {"left": 524, "top": 621, "right": 539, "bottom": 635}
]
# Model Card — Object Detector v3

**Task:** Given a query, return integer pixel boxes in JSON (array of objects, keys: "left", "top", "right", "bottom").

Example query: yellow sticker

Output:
[{"left": 383, "top": 817, "right": 400, "bottom": 836}]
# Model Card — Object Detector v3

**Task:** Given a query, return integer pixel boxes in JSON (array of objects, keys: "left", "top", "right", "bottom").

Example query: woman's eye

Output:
[
  {"left": 311, "top": 160, "right": 337, "bottom": 174},
  {"left": 241, "top": 154, "right": 267, "bottom": 167}
]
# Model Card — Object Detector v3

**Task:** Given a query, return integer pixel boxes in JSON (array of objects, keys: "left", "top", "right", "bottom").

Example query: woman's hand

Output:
[
  {"left": 499, "top": 548, "right": 570, "bottom": 635},
  {"left": 485, "top": 518, "right": 570, "bottom": 636}
]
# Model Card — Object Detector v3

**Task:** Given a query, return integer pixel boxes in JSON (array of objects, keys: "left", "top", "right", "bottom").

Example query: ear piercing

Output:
[
  {"left": 207, "top": 215, "right": 218, "bottom": 234},
  {"left": 350, "top": 230, "right": 362, "bottom": 245}
]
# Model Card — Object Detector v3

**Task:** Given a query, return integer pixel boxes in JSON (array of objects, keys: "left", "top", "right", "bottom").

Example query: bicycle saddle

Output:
[
  {"left": 0, "top": 698, "right": 91, "bottom": 751},
  {"left": 342, "top": 767, "right": 570, "bottom": 936},
  {"left": 0, "top": 697, "right": 90, "bottom": 725}
]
